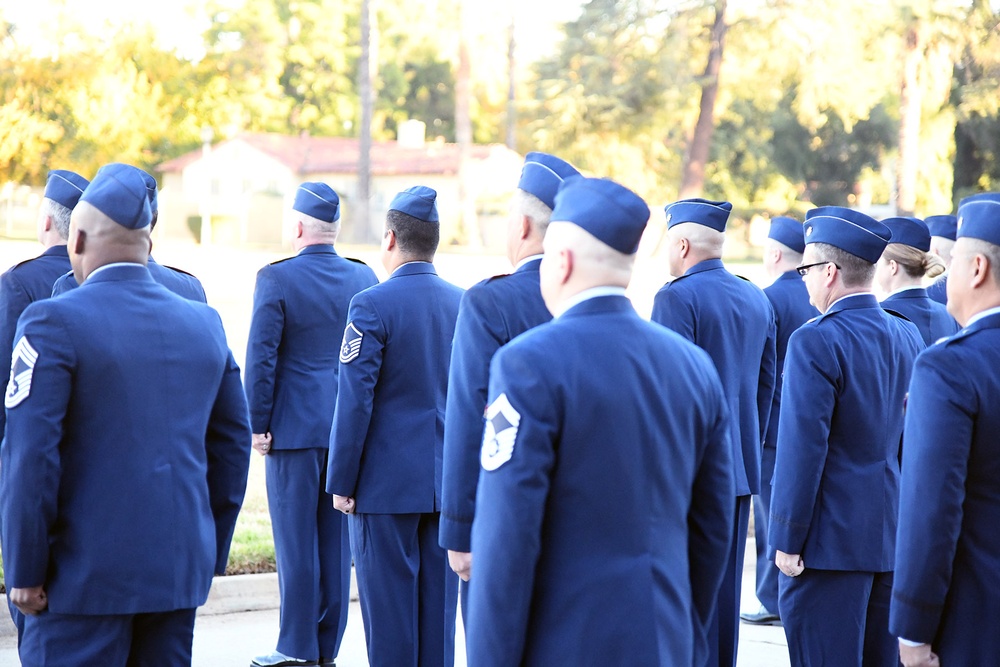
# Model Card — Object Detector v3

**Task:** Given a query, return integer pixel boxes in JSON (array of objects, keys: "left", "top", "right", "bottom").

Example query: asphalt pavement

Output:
[{"left": 0, "top": 538, "right": 789, "bottom": 666}]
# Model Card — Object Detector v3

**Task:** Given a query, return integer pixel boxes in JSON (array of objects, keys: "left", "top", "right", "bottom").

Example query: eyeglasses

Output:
[{"left": 795, "top": 260, "right": 841, "bottom": 277}]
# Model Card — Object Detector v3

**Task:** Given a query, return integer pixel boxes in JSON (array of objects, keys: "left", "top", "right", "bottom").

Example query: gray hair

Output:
[
  {"left": 300, "top": 212, "right": 341, "bottom": 240},
  {"left": 963, "top": 239, "right": 1000, "bottom": 287},
  {"left": 811, "top": 242, "right": 875, "bottom": 288},
  {"left": 42, "top": 198, "right": 73, "bottom": 240},
  {"left": 512, "top": 189, "right": 554, "bottom": 237}
]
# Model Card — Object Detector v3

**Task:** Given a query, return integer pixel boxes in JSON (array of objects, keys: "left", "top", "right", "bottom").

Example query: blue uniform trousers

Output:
[
  {"left": 8, "top": 599, "right": 24, "bottom": 647},
  {"left": 349, "top": 512, "right": 458, "bottom": 667},
  {"left": 779, "top": 569, "right": 896, "bottom": 667},
  {"left": 265, "top": 449, "right": 351, "bottom": 661},
  {"left": 752, "top": 446, "right": 780, "bottom": 613},
  {"left": 20, "top": 607, "right": 196, "bottom": 667},
  {"left": 706, "top": 495, "right": 751, "bottom": 667}
]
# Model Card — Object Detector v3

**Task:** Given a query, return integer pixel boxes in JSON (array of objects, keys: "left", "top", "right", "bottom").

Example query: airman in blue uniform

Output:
[
  {"left": 652, "top": 198, "right": 777, "bottom": 667},
  {"left": 327, "top": 186, "right": 463, "bottom": 667},
  {"left": 439, "top": 152, "right": 578, "bottom": 612},
  {"left": 891, "top": 193, "right": 1000, "bottom": 667},
  {"left": 0, "top": 169, "right": 88, "bottom": 440},
  {"left": 245, "top": 183, "right": 378, "bottom": 667},
  {"left": 925, "top": 214, "right": 957, "bottom": 305},
  {"left": 742, "top": 216, "right": 818, "bottom": 628},
  {"left": 769, "top": 206, "right": 924, "bottom": 667},
  {"left": 467, "top": 176, "right": 735, "bottom": 666},
  {"left": 51, "top": 170, "right": 207, "bottom": 302},
  {"left": 0, "top": 163, "right": 251, "bottom": 666},
  {"left": 876, "top": 216, "right": 958, "bottom": 345}
]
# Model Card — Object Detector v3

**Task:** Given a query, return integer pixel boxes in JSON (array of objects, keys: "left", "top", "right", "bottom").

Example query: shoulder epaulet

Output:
[
  {"left": 736, "top": 274, "right": 752, "bottom": 282},
  {"left": 484, "top": 272, "right": 515, "bottom": 284},
  {"left": 9, "top": 256, "right": 40, "bottom": 272},
  {"left": 883, "top": 308, "right": 913, "bottom": 322},
  {"left": 345, "top": 257, "right": 369, "bottom": 266},
  {"left": 162, "top": 265, "right": 199, "bottom": 279}
]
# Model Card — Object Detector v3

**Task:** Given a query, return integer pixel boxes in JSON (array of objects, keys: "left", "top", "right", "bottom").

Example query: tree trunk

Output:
[
  {"left": 455, "top": 0, "right": 479, "bottom": 247},
  {"left": 897, "top": 21, "right": 922, "bottom": 217},
  {"left": 357, "top": 0, "right": 376, "bottom": 242},
  {"left": 678, "top": 0, "right": 727, "bottom": 200}
]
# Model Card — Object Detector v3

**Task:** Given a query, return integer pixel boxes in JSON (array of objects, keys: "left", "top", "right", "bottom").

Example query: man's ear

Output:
[
  {"left": 971, "top": 253, "right": 991, "bottom": 289},
  {"left": 557, "top": 247, "right": 573, "bottom": 285},
  {"left": 72, "top": 228, "right": 86, "bottom": 256},
  {"left": 384, "top": 229, "right": 397, "bottom": 251},
  {"left": 678, "top": 237, "right": 690, "bottom": 259},
  {"left": 519, "top": 215, "right": 532, "bottom": 241},
  {"left": 295, "top": 220, "right": 305, "bottom": 239},
  {"left": 42, "top": 215, "right": 54, "bottom": 233}
]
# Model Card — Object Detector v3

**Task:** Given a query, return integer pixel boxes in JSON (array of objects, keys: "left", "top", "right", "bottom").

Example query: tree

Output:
[
  {"left": 678, "top": 0, "right": 727, "bottom": 199},
  {"left": 357, "top": 0, "right": 376, "bottom": 240}
]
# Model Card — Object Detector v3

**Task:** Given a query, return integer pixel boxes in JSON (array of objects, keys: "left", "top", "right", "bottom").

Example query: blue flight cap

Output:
[
  {"left": 139, "top": 170, "right": 158, "bottom": 215},
  {"left": 767, "top": 216, "right": 806, "bottom": 254},
  {"left": 803, "top": 206, "right": 890, "bottom": 263},
  {"left": 390, "top": 185, "right": 439, "bottom": 223},
  {"left": 517, "top": 152, "right": 580, "bottom": 210},
  {"left": 293, "top": 182, "right": 340, "bottom": 223},
  {"left": 44, "top": 170, "right": 89, "bottom": 210},
  {"left": 664, "top": 198, "right": 732, "bottom": 232},
  {"left": 925, "top": 214, "right": 957, "bottom": 241},
  {"left": 881, "top": 216, "right": 930, "bottom": 252},
  {"left": 956, "top": 192, "right": 1000, "bottom": 247},
  {"left": 551, "top": 176, "right": 650, "bottom": 255},
  {"left": 79, "top": 163, "right": 153, "bottom": 230}
]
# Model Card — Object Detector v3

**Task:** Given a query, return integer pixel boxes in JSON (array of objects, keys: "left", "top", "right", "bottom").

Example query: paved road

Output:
[{"left": 0, "top": 538, "right": 788, "bottom": 666}]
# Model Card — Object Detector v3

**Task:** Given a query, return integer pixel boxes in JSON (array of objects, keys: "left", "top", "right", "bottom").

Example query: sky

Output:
[{"left": 2, "top": 0, "right": 585, "bottom": 62}]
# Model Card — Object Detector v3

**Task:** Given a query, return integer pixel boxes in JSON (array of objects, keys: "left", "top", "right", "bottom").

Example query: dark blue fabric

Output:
[
  {"left": 245, "top": 245, "right": 377, "bottom": 450},
  {"left": 704, "top": 495, "right": 751, "bottom": 667},
  {"left": 0, "top": 245, "right": 71, "bottom": 438},
  {"left": 652, "top": 258, "right": 777, "bottom": 497},
  {"left": 327, "top": 262, "right": 463, "bottom": 513},
  {"left": 769, "top": 294, "right": 924, "bottom": 571},
  {"left": 0, "top": 264, "right": 251, "bottom": 615},
  {"left": 754, "top": 271, "right": 818, "bottom": 614},
  {"left": 881, "top": 288, "right": 959, "bottom": 346},
  {"left": 779, "top": 569, "right": 896, "bottom": 667},
  {"left": 467, "top": 295, "right": 735, "bottom": 666},
  {"left": 439, "top": 259, "right": 551, "bottom": 553},
  {"left": 51, "top": 256, "right": 208, "bottom": 303},
  {"left": 265, "top": 448, "right": 351, "bottom": 661},
  {"left": 19, "top": 607, "right": 197, "bottom": 667},
  {"left": 349, "top": 512, "right": 458, "bottom": 667},
  {"left": 926, "top": 276, "right": 948, "bottom": 305},
  {"left": 890, "top": 312, "right": 1000, "bottom": 662}
]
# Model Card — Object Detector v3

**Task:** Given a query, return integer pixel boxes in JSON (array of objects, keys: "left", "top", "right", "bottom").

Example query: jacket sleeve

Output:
[
  {"left": 0, "top": 303, "right": 73, "bottom": 588},
  {"left": 889, "top": 348, "right": 971, "bottom": 642},
  {"left": 466, "top": 342, "right": 558, "bottom": 667},
  {"left": 326, "top": 292, "right": 385, "bottom": 498},
  {"left": 768, "top": 325, "right": 837, "bottom": 555},
  {"left": 0, "top": 272, "right": 29, "bottom": 438},
  {"left": 205, "top": 344, "right": 252, "bottom": 575},
  {"left": 687, "top": 368, "right": 736, "bottom": 663},
  {"left": 440, "top": 286, "right": 506, "bottom": 552},
  {"left": 244, "top": 268, "right": 284, "bottom": 435},
  {"left": 650, "top": 287, "right": 696, "bottom": 342},
  {"left": 756, "top": 304, "right": 778, "bottom": 444}
]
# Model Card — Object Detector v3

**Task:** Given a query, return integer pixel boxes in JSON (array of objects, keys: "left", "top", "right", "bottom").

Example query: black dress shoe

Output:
[
  {"left": 740, "top": 605, "right": 781, "bottom": 626},
  {"left": 318, "top": 660, "right": 336, "bottom": 667},
  {"left": 250, "top": 651, "right": 315, "bottom": 667}
]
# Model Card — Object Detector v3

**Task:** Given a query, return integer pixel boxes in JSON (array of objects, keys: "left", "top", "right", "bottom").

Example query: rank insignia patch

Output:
[
  {"left": 340, "top": 322, "right": 363, "bottom": 364},
  {"left": 481, "top": 392, "right": 521, "bottom": 471},
  {"left": 5, "top": 336, "right": 38, "bottom": 409}
]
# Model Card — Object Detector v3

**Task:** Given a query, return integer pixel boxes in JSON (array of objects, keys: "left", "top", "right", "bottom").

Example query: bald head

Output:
[
  {"left": 540, "top": 222, "right": 635, "bottom": 315},
  {"left": 667, "top": 222, "right": 725, "bottom": 277},
  {"left": 69, "top": 201, "right": 151, "bottom": 284}
]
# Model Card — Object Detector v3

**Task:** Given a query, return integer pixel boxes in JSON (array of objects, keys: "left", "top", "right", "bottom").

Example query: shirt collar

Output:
[
  {"left": 888, "top": 285, "right": 925, "bottom": 297},
  {"left": 965, "top": 305, "right": 1000, "bottom": 328},
  {"left": 85, "top": 262, "right": 146, "bottom": 282},
  {"left": 515, "top": 254, "right": 544, "bottom": 270}
]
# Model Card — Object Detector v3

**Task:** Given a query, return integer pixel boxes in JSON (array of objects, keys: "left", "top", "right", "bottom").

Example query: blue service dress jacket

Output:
[
  {"left": 890, "top": 311, "right": 1000, "bottom": 661},
  {"left": 651, "top": 258, "right": 777, "bottom": 496},
  {"left": 0, "top": 245, "right": 71, "bottom": 437},
  {"left": 51, "top": 256, "right": 208, "bottom": 303},
  {"left": 439, "top": 257, "right": 552, "bottom": 552},
  {"left": 0, "top": 264, "right": 251, "bottom": 614},
  {"left": 925, "top": 275, "right": 947, "bottom": 305},
  {"left": 769, "top": 294, "right": 924, "bottom": 570},
  {"left": 327, "top": 262, "right": 464, "bottom": 513},
  {"left": 245, "top": 245, "right": 378, "bottom": 449},
  {"left": 467, "top": 295, "right": 735, "bottom": 666},
  {"left": 762, "top": 271, "right": 819, "bottom": 450},
  {"left": 880, "top": 287, "right": 958, "bottom": 346}
]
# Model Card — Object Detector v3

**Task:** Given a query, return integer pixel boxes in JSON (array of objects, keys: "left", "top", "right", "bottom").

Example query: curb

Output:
[{"left": 0, "top": 568, "right": 360, "bottom": 637}]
